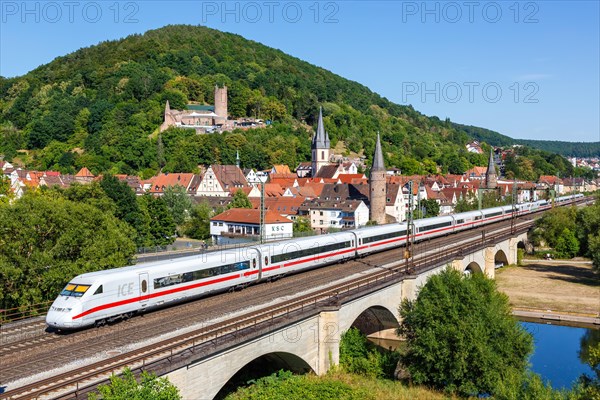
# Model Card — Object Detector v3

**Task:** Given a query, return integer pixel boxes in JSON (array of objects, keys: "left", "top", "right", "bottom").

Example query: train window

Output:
[
  {"left": 265, "top": 256, "right": 269, "bottom": 265},
  {"left": 60, "top": 284, "right": 91, "bottom": 297},
  {"left": 94, "top": 285, "right": 103, "bottom": 295},
  {"left": 420, "top": 221, "right": 452, "bottom": 232},
  {"left": 484, "top": 211, "right": 503, "bottom": 218},
  {"left": 253, "top": 259, "right": 257, "bottom": 268},
  {"left": 362, "top": 230, "right": 407, "bottom": 244},
  {"left": 456, "top": 219, "right": 464, "bottom": 224},
  {"left": 141, "top": 280, "right": 147, "bottom": 293},
  {"left": 271, "top": 241, "right": 352, "bottom": 263},
  {"left": 153, "top": 261, "right": 251, "bottom": 289}
]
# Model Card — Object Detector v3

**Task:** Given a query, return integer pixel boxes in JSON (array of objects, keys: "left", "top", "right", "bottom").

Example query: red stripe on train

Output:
[{"left": 72, "top": 274, "right": 241, "bottom": 320}]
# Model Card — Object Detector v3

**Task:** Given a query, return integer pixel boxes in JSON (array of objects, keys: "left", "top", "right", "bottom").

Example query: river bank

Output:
[{"left": 496, "top": 260, "right": 600, "bottom": 325}]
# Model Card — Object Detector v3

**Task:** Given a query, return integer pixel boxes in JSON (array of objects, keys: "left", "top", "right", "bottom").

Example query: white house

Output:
[
  {"left": 196, "top": 165, "right": 249, "bottom": 197},
  {"left": 299, "top": 199, "right": 369, "bottom": 233},
  {"left": 210, "top": 208, "right": 293, "bottom": 244}
]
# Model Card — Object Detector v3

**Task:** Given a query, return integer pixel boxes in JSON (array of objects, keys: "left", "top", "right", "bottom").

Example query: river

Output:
[{"left": 521, "top": 321, "right": 599, "bottom": 389}]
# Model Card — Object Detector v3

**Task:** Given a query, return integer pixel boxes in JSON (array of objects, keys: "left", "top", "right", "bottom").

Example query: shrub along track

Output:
[{"left": 0, "top": 216, "right": 537, "bottom": 399}]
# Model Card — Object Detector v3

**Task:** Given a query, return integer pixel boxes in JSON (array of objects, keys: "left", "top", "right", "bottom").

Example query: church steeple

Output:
[
  {"left": 372, "top": 132, "right": 385, "bottom": 172},
  {"left": 311, "top": 107, "right": 330, "bottom": 177},
  {"left": 369, "top": 133, "right": 387, "bottom": 225},
  {"left": 485, "top": 148, "right": 497, "bottom": 189},
  {"left": 312, "top": 107, "right": 330, "bottom": 149}
]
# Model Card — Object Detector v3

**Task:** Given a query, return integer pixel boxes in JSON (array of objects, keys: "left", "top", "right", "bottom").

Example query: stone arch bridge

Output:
[{"left": 166, "top": 231, "right": 528, "bottom": 399}]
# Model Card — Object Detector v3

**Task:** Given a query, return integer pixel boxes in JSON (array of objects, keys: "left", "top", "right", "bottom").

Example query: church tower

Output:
[
  {"left": 485, "top": 148, "right": 497, "bottom": 189},
  {"left": 214, "top": 85, "right": 228, "bottom": 120},
  {"left": 369, "top": 133, "right": 387, "bottom": 224},
  {"left": 311, "top": 107, "right": 330, "bottom": 177},
  {"left": 160, "top": 100, "right": 175, "bottom": 132}
]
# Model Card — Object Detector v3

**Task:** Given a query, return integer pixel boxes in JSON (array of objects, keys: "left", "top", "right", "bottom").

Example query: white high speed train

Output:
[{"left": 46, "top": 194, "right": 582, "bottom": 329}]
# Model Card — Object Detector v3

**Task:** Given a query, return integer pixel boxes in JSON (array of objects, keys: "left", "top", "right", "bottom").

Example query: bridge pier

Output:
[{"left": 317, "top": 307, "right": 341, "bottom": 374}]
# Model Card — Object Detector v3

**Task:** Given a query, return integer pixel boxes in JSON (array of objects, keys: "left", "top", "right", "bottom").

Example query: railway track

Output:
[{"left": 0, "top": 219, "right": 534, "bottom": 399}]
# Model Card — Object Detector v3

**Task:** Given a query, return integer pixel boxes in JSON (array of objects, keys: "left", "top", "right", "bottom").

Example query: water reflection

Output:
[
  {"left": 522, "top": 321, "right": 597, "bottom": 389},
  {"left": 579, "top": 328, "right": 600, "bottom": 365}
]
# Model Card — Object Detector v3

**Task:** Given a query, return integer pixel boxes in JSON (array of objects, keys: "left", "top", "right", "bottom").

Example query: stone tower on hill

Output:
[
  {"left": 485, "top": 148, "right": 497, "bottom": 189},
  {"left": 214, "top": 85, "right": 228, "bottom": 120},
  {"left": 311, "top": 107, "right": 330, "bottom": 177},
  {"left": 369, "top": 133, "right": 387, "bottom": 225}
]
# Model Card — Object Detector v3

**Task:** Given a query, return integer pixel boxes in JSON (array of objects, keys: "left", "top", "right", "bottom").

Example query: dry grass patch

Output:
[{"left": 496, "top": 261, "right": 600, "bottom": 315}]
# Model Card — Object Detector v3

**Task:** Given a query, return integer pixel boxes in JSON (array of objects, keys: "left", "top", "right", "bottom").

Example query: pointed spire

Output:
[
  {"left": 312, "top": 107, "right": 330, "bottom": 149},
  {"left": 485, "top": 148, "right": 498, "bottom": 189},
  {"left": 486, "top": 148, "right": 496, "bottom": 176},
  {"left": 372, "top": 132, "right": 385, "bottom": 171},
  {"left": 165, "top": 100, "right": 170, "bottom": 113}
]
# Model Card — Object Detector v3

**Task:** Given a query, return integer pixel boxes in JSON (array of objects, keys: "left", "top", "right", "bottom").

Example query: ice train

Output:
[{"left": 46, "top": 194, "right": 582, "bottom": 329}]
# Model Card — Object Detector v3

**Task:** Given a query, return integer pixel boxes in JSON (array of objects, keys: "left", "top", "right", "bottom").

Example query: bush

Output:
[{"left": 339, "top": 327, "right": 399, "bottom": 379}]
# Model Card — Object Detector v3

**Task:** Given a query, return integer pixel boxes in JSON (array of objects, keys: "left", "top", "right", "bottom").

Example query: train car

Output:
[
  {"left": 452, "top": 210, "right": 484, "bottom": 232},
  {"left": 250, "top": 231, "right": 357, "bottom": 280},
  {"left": 46, "top": 247, "right": 259, "bottom": 329},
  {"left": 354, "top": 224, "right": 408, "bottom": 256},
  {"left": 480, "top": 206, "right": 506, "bottom": 223},
  {"left": 413, "top": 215, "right": 455, "bottom": 240}
]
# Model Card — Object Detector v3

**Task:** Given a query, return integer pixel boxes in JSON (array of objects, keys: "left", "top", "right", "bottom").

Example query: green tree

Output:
[
  {"left": 0, "top": 192, "right": 135, "bottom": 310},
  {"left": 589, "top": 235, "right": 600, "bottom": 273},
  {"left": 554, "top": 228, "right": 580, "bottom": 258},
  {"left": 227, "top": 189, "right": 253, "bottom": 209},
  {"left": 183, "top": 202, "right": 213, "bottom": 240},
  {"left": 532, "top": 206, "right": 577, "bottom": 248},
  {"left": 162, "top": 185, "right": 193, "bottom": 226},
  {"left": 89, "top": 368, "right": 181, "bottom": 400},
  {"left": 99, "top": 175, "right": 144, "bottom": 245},
  {"left": 421, "top": 198, "right": 440, "bottom": 218},
  {"left": 574, "top": 341, "right": 600, "bottom": 399},
  {"left": 0, "top": 176, "right": 12, "bottom": 203},
  {"left": 398, "top": 267, "right": 533, "bottom": 397},
  {"left": 137, "top": 194, "right": 177, "bottom": 246},
  {"left": 293, "top": 216, "right": 312, "bottom": 235},
  {"left": 60, "top": 181, "right": 117, "bottom": 214}
]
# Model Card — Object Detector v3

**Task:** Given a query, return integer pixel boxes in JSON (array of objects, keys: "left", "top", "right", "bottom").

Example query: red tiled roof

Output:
[
  {"left": 75, "top": 167, "right": 94, "bottom": 177},
  {"left": 148, "top": 172, "right": 198, "bottom": 193},
  {"left": 271, "top": 165, "right": 292, "bottom": 175},
  {"left": 337, "top": 174, "right": 367, "bottom": 184}
]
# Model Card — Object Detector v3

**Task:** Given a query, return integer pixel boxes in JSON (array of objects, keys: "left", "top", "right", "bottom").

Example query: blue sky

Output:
[{"left": 1, "top": 1, "right": 598, "bottom": 143}]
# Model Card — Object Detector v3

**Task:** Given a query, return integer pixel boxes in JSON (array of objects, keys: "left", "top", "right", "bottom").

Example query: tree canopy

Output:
[
  {"left": 533, "top": 197, "right": 600, "bottom": 267},
  {"left": 0, "top": 192, "right": 136, "bottom": 310},
  {"left": 89, "top": 368, "right": 180, "bottom": 400},
  {"left": 398, "top": 267, "right": 533, "bottom": 397}
]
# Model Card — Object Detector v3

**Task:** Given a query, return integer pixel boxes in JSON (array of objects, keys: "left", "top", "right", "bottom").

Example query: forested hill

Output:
[
  {"left": 454, "top": 123, "right": 600, "bottom": 158},
  {"left": 0, "top": 25, "right": 580, "bottom": 179}
]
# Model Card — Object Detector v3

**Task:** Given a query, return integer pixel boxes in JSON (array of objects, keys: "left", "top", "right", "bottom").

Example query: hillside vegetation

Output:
[
  {"left": 454, "top": 123, "right": 600, "bottom": 158},
  {"left": 0, "top": 25, "right": 583, "bottom": 178}
]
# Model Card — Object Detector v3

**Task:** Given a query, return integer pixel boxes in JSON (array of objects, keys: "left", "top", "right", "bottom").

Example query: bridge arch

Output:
[
  {"left": 213, "top": 351, "right": 313, "bottom": 399},
  {"left": 494, "top": 249, "right": 509, "bottom": 268},
  {"left": 465, "top": 261, "right": 483, "bottom": 275},
  {"left": 346, "top": 305, "right": 400, "bottom": 337}
]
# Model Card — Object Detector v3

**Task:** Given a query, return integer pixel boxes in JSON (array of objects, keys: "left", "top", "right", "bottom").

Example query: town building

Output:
[
  {"left": 210, "top": 208, "right": 293, "bottom": 244},
  {"left": 196, "top": 164, "right": 249, "bottom": 197},
  {"left": 298, "top": 199, "right": 369, "bottom": 232}
]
